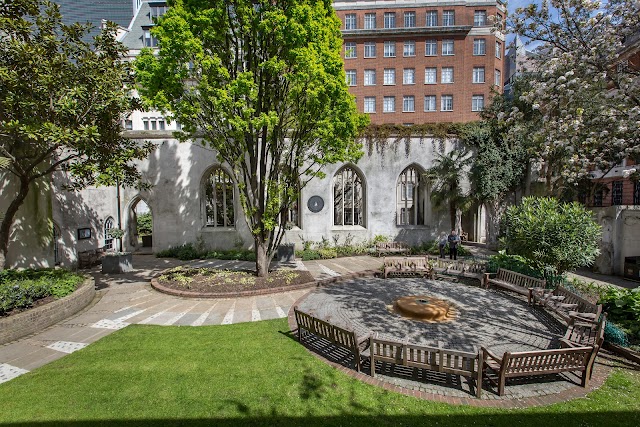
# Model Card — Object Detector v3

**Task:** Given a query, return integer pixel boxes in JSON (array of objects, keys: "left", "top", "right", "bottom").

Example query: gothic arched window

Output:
[
  {"left": 333, "top": 166, "right": 365, "bottom": 226},
  {"left": 205, "top": 168, "right": 235, "bottom": 227},
  {"left": 104, "top": 217, "right": 115, "bottom": 250},
  {"left": 397, "top": 166, "right": 424, "bottom": 225}
]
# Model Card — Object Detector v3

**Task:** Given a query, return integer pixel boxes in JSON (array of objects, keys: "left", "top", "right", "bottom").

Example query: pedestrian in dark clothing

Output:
[
  {"left": 438, "top": 232, "right": 447, "bottom": 258},
  {"left": 448, "top": 230, "right": 461, "bottom": 260}
]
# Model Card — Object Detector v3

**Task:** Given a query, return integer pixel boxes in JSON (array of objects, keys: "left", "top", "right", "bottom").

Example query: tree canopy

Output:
[
  {"left": 136, "top": 0, "right": 367, "bottom": 276},
  {"left": 507, "top": 0, "right": 640, "bottom": 187},
  {"left": 0, "top": 0, "right": 153, "bottom": 267}
]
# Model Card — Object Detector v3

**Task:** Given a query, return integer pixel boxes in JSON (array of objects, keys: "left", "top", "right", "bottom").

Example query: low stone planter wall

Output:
[{"left": 0, "top": 276, "right": 95, "bottom": 345}]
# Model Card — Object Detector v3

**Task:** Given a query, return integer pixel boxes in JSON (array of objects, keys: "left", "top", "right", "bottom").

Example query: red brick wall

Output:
[{"left": 335, "top": 3, "right": 504, "bottom": 124}]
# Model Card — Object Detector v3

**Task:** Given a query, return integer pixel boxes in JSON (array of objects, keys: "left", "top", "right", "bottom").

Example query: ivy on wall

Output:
[{"left": 360, "top": 123, "right": 478, "bottom": 158}]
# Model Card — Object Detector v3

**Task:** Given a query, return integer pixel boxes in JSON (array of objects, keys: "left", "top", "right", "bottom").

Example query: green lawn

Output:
[{"left": 1, "top": 319, "right": 639, "bottom": 426}]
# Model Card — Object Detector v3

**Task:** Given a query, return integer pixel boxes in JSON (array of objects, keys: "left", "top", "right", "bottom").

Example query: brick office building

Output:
[{"left": 333, "top": 0, "right": 507, "bottom": 124}]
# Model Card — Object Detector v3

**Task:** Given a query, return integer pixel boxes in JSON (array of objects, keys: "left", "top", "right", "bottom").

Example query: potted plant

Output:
[{"left": 102, "top": 229, "right": 133, "bottom": 273}]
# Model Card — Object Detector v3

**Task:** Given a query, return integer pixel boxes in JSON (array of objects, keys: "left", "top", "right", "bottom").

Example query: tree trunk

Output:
[
  {"left": 449, "top": 202, "right": 456, "bottom": 232},
  {"left": 0, "top": 175, "right": 31, "bottom": 269},
  {"left": 255, "top": 239, "right": 270, "bottom": 278},
  {"left": 485, "top": 200, "right": 505, "bottom": 250}
]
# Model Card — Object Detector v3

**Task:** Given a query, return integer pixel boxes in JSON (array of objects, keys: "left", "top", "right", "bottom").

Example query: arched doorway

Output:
[{"left": 128, "top": 198, "right": 153, "bottom": 253}]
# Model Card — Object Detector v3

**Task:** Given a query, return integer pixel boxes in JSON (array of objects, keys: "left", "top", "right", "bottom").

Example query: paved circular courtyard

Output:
[{"left": 296, "top": 276, "right": 599, "bottom": 400}]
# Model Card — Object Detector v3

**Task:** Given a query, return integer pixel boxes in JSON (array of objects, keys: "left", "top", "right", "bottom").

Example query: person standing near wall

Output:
[
  {"left": 448, "top": 230, "right": 461, "bottom": 260},
  {"left": 438, "top": 232, "right": 448, "bottom": 258}
]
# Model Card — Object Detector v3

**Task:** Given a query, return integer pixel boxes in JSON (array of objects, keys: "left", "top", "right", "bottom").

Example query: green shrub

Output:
[
  {"left": 296, "top": 250, "right": 321, "bottom": 261},
  {"left": 137, "top": 212, "right": 153, "bottom": 236},
  {"left": 318, "top": 248, "right": 337, "bottom": 259},
  {"left": 486, "top": 252, "right": 543, "bottom": 278},
  {"left": 0, "top": 269, "right": 84, "bottom": 315},
  {"left": 504, "top": 196, "right": 601, "bottom": 275}
]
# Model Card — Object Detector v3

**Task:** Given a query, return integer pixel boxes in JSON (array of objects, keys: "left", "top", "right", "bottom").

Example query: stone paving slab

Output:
[
  {"left": 46, "top": 341, "right": 89, "bottom": 354},
  {"left": 0, "top": 364, "right": 29, "bottom": 383}
]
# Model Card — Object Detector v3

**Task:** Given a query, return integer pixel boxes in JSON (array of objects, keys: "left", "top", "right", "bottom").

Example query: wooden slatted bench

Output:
[
  {"left": 383, "top": 257, "right": 434, "bottom": 279},
  {"left": 425, "top": 256, "right": 486, "bottom": 284},
  {"left": 293, "top": 307, "right": 368, "bottom": 372},
  {"left": 531, "top": 285, "right": 603, "bottom": 324},
  {"left": 483, "top": 268, "right": 546, "bottom": 303},
  {"left": 375, "top": 242, "right": 410, "bottom": 257},
  {"left": 369, "top": 333, "right": 483, "bottom": 398},
  {"left": 560, "top": 314, "right": 607, "bottom": 349},
  {"left": 481, "top": 345, "right": 599, "bottom": 396}
]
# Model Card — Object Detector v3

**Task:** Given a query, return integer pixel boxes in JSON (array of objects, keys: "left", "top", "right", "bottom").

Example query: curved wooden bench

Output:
[
  {"left": 482, "top": 345, "right": 599, "bottom": 396},
  {"left": 426, "top": 255, "right": 485, "bottom": 284},
  {"left": 531, "top": 285, "right": 602, "bottom": 324},
  {"left": 294, "top": 307, "right": 368, "bottom": 372},
  {"left": 369, "top": 333, "right": 483, "bottom": 397},
  {"left": 483, "top": 268, "right": 545, "bottom": 303},
  {"left": 383, "top": 257, "right": 434, "bottom": 279},
  {"left": 376, "top": 242, "right": 410, "bottom": 257}
]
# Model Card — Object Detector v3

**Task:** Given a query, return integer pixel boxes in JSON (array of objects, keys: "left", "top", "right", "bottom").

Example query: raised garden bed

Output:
[{"left": 152, "top": 266, "right": 315, "bottom": 297}]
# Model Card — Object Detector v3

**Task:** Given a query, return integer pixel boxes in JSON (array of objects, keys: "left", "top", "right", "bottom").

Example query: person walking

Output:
[
  {"left": 438, "top": 232, "right": 447, "bottom": 258},
  {"left": 448, "top": 230, "right": 461, "bottom": 260}
]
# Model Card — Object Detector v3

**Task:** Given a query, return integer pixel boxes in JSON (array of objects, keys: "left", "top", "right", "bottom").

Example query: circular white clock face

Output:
[{"left": 307, "top": 196, "right": 324, "bottom": 213}]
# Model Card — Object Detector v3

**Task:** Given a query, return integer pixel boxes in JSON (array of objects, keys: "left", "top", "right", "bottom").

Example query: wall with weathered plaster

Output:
[
  {"left": 592, "top": 206, "right": 640, "bottom": 276},
  {"left": 1, "top": 173, "right": 54, "bottom": 268}
]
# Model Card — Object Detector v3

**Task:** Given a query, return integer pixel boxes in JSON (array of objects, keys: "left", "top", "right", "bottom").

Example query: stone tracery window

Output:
[
  {"left": 104, "top": 217, "right": 115, "bottom": 250},
  {"left": 333, "top": 166, "right": 365, "bottom": 226},
  {"left": 396, "top": 166, "right": 424, "bottom": 225},
  {"left": 204, "top": 168, "right": 235, "bottom": 227}
]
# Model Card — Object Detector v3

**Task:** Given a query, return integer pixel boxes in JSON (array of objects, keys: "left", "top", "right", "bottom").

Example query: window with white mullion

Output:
[{"left": 334, "top": 167, "right": 364, "bottom": 226}]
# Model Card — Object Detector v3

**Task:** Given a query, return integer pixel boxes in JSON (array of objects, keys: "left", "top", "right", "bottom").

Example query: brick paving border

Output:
[{"left": 287, "top": 278, "right": 612, "bottom": 408}]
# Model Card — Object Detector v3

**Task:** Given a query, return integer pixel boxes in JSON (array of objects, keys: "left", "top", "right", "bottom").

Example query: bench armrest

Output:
[{"left": 481, "top": 347, "right": 501, "bottom": 364}]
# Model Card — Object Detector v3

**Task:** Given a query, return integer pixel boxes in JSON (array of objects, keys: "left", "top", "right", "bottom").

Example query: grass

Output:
[{"left": 0, "top": 319, "right": 639, "bottom": 426}]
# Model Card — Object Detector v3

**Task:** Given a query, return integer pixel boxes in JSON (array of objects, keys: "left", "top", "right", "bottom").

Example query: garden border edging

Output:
[{"left": 0, "top": 276, "right": 95, "bottom": 345}]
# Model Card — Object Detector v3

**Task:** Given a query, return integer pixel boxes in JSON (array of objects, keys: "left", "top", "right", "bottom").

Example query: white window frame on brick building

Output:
[
  {"left": 424, "top": 67, "right": 437, "bottom": 84},
  {"left": 384, "top": 68, "right": 396, "bottom": 85},
  {"left": 364, "top": 13, "right": 376, "bottom": 29},
  {"left": 403, "top": 96, "right": 415, "bottom": 112},
  {"left": 441, "top": 95, "right": 453, "bottom": 111},
  {"left": 441, "top": 67, "right": 454, "bottom": 83},
  {"left": 495, "top": 41, "right": 502, "bottom": 58},
  {"left": 364, "top": 97, "right": 376, "bottom": 113},
  {"left": 403, "top": 68, "right": 415, "bottom": 85},
  {"left": 442, "top": 40, "right": 454, "bottom": 56},
  {"left": 472, "top": 95, "right": 484, "bottom": 112},
  {"left": 345, "top": 42, "right": 357, "bottom": 58},
  {"left": 474, "top": 10, "right": 487, "bottom": 26},
  {"left": 345, "top": 13, "right": 357, "bottom": 30},
  {"left": 384, "top": 12, "right": 396, "bottom": 28},
  {"left": 383, "top": 96, "right": 396, "bottom": 112},
  {"left": 472, "top": 67, "right": 485, "bottom": 83},
  {"left": 384, "top": 41, "right": 396, "bottom": 57},
  {"left": 426, "top": 10, "right": 438, "bottom": 27},
  {"left": 442, "top": 10, "right": 455, "bottom": 26},
  {"left": 473, "top": 39, "right": 486, "bottom": 55},
  {"left": 494, "top": 69, "right": 501, "bottom": 87},
  {"left": 424, "top": 95, "right": 437, "bottom": 112},
  {"left": 404, "top": 41, "right": 416, "bottom": 57},
  {"left": 364, "top": 69, "right": 376, "bottom": 86},
  {"left": 425, "top": 39, "right": 437, "bottom": 56},
  {"left": 364, "top": 42, "right": 376, "bottom": 58},
  {"left": 345, "top": 70, "right": 357, "bottom": 86},
  {"left": 404, "top": 11, "right": 416, "bottom": 27}
]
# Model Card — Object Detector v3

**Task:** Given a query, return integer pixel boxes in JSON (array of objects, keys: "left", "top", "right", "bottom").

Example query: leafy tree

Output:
[
  {"left": 508, "top": 0, "right": 640, "bottom": 185},
  {"left": 136, "top": 0, "right": 366, "bottom": 277},
  {"left": 504, "top": 196, "right": 601, "bottom": 276},
  {"left": 0, "top": 0, "right": 154, "bottom": 268},
  {"left": 466, "top": 80, "right": 534, "bottom": 247},
  {"left": 137, "top": 212, "right": 153, "bottom": 236},
  {"left": 424, "top": 149, "right": 472, "bottom": 233}
]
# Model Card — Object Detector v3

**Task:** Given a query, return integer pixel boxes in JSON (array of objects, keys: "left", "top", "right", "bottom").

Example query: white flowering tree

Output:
[{"left": 508, "top": 0, "right": 640, "bottom": 195}]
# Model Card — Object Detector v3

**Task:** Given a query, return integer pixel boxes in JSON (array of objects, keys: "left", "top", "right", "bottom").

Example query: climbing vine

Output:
[{"left": 360, "top": 123, "right": 478, "bottom": 158}]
